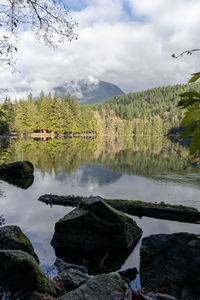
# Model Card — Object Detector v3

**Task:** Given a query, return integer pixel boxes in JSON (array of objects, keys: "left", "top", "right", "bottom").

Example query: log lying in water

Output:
[{"left": 38, "top": 194, "right": 200, "bottom": 224}]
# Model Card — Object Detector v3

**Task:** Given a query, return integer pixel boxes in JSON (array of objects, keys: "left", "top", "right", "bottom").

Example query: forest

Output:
[{"left": 1, "top": 81, "right": 200, "bottom": 136}]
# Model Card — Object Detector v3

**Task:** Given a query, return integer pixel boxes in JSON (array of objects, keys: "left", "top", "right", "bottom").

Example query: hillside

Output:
[{"left": 91, "top": 82, "right": 200, "bottom": 120}]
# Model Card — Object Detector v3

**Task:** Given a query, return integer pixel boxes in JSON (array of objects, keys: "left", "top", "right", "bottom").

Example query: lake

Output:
[{"left": 0, "top": 135, "right": 199, "bottom": 288}]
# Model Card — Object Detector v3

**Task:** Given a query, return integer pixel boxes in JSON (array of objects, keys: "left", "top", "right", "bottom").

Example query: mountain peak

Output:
[{"left": 53, "top": 77, "right": 124, "bottom": 104}]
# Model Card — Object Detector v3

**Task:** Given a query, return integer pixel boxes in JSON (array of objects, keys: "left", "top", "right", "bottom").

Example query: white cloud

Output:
[{"left": 0, "top": 0, "right": 200, "bottom": 100}]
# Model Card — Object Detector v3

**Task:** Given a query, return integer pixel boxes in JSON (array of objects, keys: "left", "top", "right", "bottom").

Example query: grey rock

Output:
[
  {"left": 59, "top": 274, "right": 126, "bottom": 300},
  {"left": 140, "top": 232, "right": 200, "bottom": 299},
  {"left": 141, "top": 292, "right": 177, "bottom": 300},
  {"left": 57, "top": 268, "right": 89, "bottom": 292},
  {"left": 0, "top": 225, "right": 39, "bottom": 263},
  {"left": 55, "top": 258, "right": 88, "bottom": 273},
  {"left": 51, "top": 197, "right": 142, "bottom": 274},
  {"left": 0, "top": 250, "right": 56, "bottom": 295}
]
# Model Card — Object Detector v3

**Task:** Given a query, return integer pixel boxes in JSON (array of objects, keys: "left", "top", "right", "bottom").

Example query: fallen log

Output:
[{"left": 38, "top": 194, "right": 200, "bottom": 224}]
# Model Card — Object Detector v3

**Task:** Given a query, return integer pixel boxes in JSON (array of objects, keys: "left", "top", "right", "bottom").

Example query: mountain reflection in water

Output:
[{"left": 0, "top": 136, "right": 199, "bottom": 280}]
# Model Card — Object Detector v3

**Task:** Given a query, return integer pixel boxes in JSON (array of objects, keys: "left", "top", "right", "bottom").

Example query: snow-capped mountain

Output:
[{"left": 53, "top": 76, "right": 124, "bottom": 104}]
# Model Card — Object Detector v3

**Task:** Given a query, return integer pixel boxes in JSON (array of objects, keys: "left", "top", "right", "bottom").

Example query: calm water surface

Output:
[{"left": 0, "top": 136, "right": 199, "bottom": 285}]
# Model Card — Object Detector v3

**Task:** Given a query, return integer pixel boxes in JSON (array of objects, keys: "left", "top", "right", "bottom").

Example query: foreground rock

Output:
[
  {"left": 59, "top": 274, "right": 126, "bottom": 300},
  {"left": 39, "top": 194, "right": 200, "bottom": 224},
  {"left": 51, "top": 197, "right": 142, "bottom": 274},
  {"left": 140, "top": 232, "right": 200, "bottom": 299},
  {"left": 0, "top": 250, "right": 56, "bottom": 296},
  {"left": 133, "top": 290, "right": 178, "bottom": 300},
  {"left": 56, "top": 268, "right": 89, "bottom": 292},
  {"left": 0, "top": 225, "right": 39, "bottom": 263}
]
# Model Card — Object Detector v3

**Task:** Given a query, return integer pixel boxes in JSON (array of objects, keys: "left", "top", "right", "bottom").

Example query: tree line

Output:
[
  {"left": 1, "top": 82, "right": 200, "bottom": 136},
  {"left": 0, "top": 92, "right": 97, "bottom": 135}
]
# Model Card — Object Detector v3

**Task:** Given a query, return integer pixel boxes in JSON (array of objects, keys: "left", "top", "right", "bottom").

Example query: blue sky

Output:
[{"left": 1, "top": 0, "right": 200, "bottom": 98}]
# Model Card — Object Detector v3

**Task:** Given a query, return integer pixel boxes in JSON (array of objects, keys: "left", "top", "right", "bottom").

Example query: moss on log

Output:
[{"left": 38, "top": 194, "right": 200, "bottom": 224}]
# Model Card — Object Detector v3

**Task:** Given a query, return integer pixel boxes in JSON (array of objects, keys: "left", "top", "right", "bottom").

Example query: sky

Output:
[{"left": 1, "top": 0, "right": 200, "bottom": 99}]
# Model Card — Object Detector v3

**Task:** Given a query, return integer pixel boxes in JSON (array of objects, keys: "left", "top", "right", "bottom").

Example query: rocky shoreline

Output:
[
  {"left": 2, "top": 198, "right": 196, "bottom": 300},
  {"left": 0, "top": 161, "right": 199, "bottom": 299}
]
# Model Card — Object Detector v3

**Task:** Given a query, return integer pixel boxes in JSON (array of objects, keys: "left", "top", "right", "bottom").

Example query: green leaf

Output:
[
  {"left": 178, "top": 98, "right": 199, "bottom": 108},
  {"left": 190, "top": 134, "right": 200, "bottom": 155},
  {"left": 180, "top": 122, "right": 198, "bottom": 138},
  {"left": 189, "top": 72, "right": 200, "bottom": 83},
  {"left": 180, "top": 92, "right": 200, "bottom": 98},
  {"left": 182, "top": 108, "right": 200, "bottom": 126}
]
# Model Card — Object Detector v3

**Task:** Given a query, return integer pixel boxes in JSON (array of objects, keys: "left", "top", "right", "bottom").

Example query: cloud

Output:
[{"left": 0, "top": 0, "right": 200, "bottom": 100}]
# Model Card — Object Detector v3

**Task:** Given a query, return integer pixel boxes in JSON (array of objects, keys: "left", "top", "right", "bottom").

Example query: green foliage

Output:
[
  {"left": 178, "top": 80, "right": 200, "bottom": 156},
  {"left": 91, "top": 82, "right": 200, "bottom": 121},
  {"left": 189, "top": 72, "right": 200, "bottom": 83},
  {"left": 2, "top": 93, "right": 98, "bottom": 135},
  {"left": 89, "top": 82, "right": 200, "bottom": 135}
]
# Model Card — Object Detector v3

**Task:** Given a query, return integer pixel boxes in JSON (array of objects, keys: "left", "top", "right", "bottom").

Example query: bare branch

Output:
[
  {"left": 0, "top": 0, "right": 78, "bottom": 71},
  {"left": 172, "top": 48, "right": 200, "bottom": 59}
]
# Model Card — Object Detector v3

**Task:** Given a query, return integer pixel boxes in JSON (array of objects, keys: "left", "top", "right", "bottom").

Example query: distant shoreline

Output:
[{"left": 0, "top": 132, "right": 98, "bottom": 139}]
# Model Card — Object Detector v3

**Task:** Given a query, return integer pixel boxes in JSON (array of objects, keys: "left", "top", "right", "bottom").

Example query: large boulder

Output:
[
  {"left": 51, "top": 197, "right": 142, "bottom": 274},
  {"left": 140, "top": 232, "right": 200, "bottom": 299},
  {"left": 59, "top": 274, "right": 126, "bottom": 300},
  {"left": 0, "top": 250, "right": 56, "bottom": 296},
  {"left": 0, "top": 225, "right": 39, "bottom": 263}
]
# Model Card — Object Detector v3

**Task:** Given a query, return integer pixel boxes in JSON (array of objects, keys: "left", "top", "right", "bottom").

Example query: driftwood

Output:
[{"left": 38, "top": 194, "right": 200, "bottom": 224}]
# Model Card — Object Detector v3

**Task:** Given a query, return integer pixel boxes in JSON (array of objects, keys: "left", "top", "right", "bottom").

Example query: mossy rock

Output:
[
  {"left": 59, "top": 274, "right": 126, "bottom": 300},
  {"left": 0, "top": 225, "right": 39, "bottom": 263},
  {"left": 0, "top": 161, "right": 34, "bottom": 178},
  {"left": 51, "top": 197, "right": 142, "bottom": 274},
  {"left": 0, "top": 250, "right": 56, "bottom": 295},
  {"left": 140, "top": 232, "right": 200, "bottom": 299}
]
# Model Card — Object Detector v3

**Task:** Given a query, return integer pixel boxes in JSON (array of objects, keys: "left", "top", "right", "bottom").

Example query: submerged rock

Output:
[
  {"left": 59, "top": 274, "right": 126, "bottom": 300},
  {"left": 0, "top": 225, "right": 39, "bottom": 263},
  {"left": 0, "top": 250, "right": 56, "bottom": 295},
  {"left": 140, "top": 232, "right": 200, "bottom": 299},
  {"left": 51, "top": 197, "right": 142, "bottom": 274}
]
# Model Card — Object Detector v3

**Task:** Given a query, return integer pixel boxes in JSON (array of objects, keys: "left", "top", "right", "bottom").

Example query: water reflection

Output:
[
  {"left": 53, "top": 234, "right": 141, "bottom": 275},
  {"left": 0, "top": 175, "right": 34, "bottom": 189},
  {"left": 0, "top": 136, "right": 199, "bottom": 278},
  {"left": 0, "top": 135, "right": 196, "bottom": 181}
]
